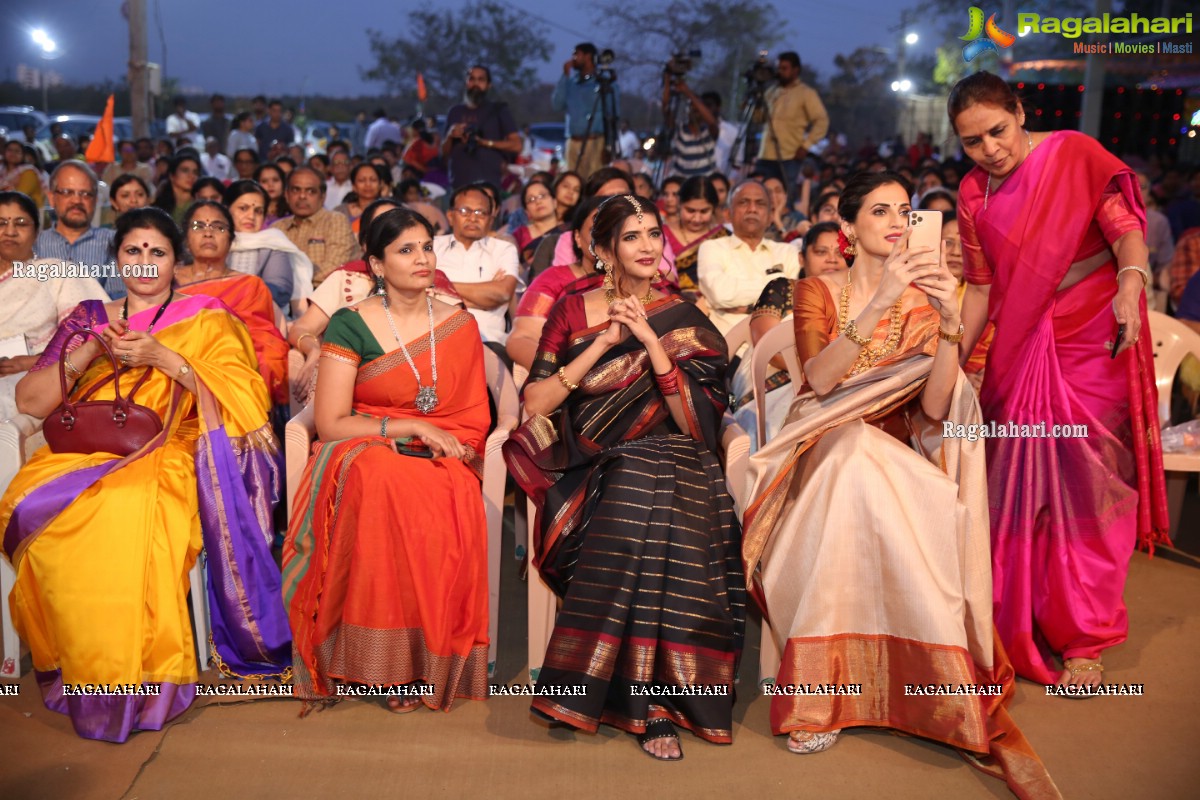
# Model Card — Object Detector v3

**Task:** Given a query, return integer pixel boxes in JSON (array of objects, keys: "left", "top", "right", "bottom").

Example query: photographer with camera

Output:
[
  {"left": 661, "top": 63, "right": 719, "bottom": 178},
  {"left": 553, "top": 43, "right": 621, "bottom": 180},
  {"left": 442, "top": 65, "right": 522, "bottom": 190},
  {"left": 755, "top": 51, "right": 828, "bottom": 193}
]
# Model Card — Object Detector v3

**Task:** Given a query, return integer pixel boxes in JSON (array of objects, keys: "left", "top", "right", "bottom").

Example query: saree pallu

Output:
[
  {"left": 959, "top": 131, "right": 1170, "bottom": 685},
  {"left": 743, "top": 318, "right": 1058, "bottom": 799},
  {"left": 669, "top": 226, "right": 728, "bottom": 302},
  {"left": 504, "top": 296, "right": 745, "bottom": 743},
  {"left": 0, "top": 296, "right": 290, "bottom": 742},
  {"left": 282, "top": 310, "right": 491, "bottom": 709},
  {"left": 182, "top": 273, "right": 290, "bottom": 407}
]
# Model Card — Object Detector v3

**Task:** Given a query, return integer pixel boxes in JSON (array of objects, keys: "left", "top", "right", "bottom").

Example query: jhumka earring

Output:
[
  {"left": 845, "top": 235, "right": 858, "bottom": 257},
  {"left": 601, "top": 260, "right": 614, "bottom": 290},
  {"left": 374, "top": 273, "right": 386, "bottom": 294}
]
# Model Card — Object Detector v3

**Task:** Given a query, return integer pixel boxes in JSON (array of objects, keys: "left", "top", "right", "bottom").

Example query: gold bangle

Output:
[
  {"left": 938, "top": 322, "right": 965, "bottom": 344},
  {"left": 842, "top": 320, "right": 872, "bottom": 347},
  {"left": 63, "top": 354, "right": 82, "bottom": 380},
  {"left": 1116, "top": 265, "right": 1150, "bottom": 287},
  {"left": 557, "top": 367, "right": 579, "bottom": 392},
  {"left": 297, "top": 332, "right": 319, "bottom": 350}
]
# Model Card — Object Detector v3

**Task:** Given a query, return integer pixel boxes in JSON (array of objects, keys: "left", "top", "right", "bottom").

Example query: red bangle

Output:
[{"left": 655, "top": 364, "right": 681, "bottom": 395}]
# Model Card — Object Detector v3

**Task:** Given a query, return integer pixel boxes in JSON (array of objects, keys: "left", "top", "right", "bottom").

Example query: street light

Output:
[
  {"left": 31, "top": 28, "right": 57, "bottom": 54},
  {"left": 891, "top": 79, "right": 912, "bottom": 93},
  {"left": 30, "top": 28, "right": 59, "bottom": 112},
  {"left": 905, "top": 32, "right": 919, "bottom": 45}
]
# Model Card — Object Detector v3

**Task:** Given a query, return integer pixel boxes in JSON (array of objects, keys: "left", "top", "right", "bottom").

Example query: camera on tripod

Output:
[
  {"left": 596, "top": 48, "right": 617, "bottom": 83},
  {"left": 744, "top": 51, "right": 776, "bottom": 88},
  {"left": 461, "top": 125, "right": 481, "bottom": 154},
  {"left": 664, "top": 49, "right": 702, "bottom": 78}
]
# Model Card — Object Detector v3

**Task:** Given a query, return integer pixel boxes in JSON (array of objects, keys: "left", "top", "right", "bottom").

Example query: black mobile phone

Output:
[
  {"left": 1110, "top": 323, "right": 1126, "bottom": 359},
  {"left": 396, "top": 443, "right": 434, "bottom": 458}
]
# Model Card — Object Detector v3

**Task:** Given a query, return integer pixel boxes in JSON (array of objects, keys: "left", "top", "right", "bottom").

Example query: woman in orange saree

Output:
[
  {"left": 744, "top": 173, "right": 1057, "bottom": 798},
  {"left": 951, "top": 73, "right": 1169, "bottom": 689},
  {"left": 283, "top": 208, "right": 491, "bottom": 713},
  {"left": 175, "top": 201, "right": 290, "bottom": 408}
]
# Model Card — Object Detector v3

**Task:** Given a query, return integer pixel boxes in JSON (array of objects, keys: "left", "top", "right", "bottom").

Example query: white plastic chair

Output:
[
  {"left": 749, "top": 321, "right": 803, "bottom": 447},
  {"left": 284, "top": 346, "right": 518, "bottom": 676},
  {"left": 1148, "top": 311, "right": 1200, "bottom": 537},
  {"left": 0, "top": 414, "right": 209, "bottom": 678}
]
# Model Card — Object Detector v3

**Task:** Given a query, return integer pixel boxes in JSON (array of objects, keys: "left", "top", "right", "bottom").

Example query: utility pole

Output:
[
  {"left": 1079, "top": 0, "right": 1110, "bottom": 138},
  {"left": 129, "top": 0, "right": 150, "bottom": 138}
]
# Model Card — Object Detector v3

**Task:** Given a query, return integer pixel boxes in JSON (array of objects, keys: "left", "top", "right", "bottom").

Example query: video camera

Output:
[
  {"left": 744, "top": 51, "right": 776, "bottom": 88},
  {"left": 596, "top": 48, "right": 617, "bottom": 83},
  {"left": 664, "top": 49, "right": 702, "bottom": 78}
]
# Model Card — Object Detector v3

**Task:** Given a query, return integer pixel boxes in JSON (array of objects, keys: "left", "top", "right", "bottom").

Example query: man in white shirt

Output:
[
  {"left": 432, "top": 185, "right": 518, "bottom": 348},
  {"left": 200, "top": 138, "right": 234, "bottom": 182},
  {"left": 698, "top": 180, "right": 800, "bottom": 335},
  {"left": 364, "top": 108, "right": 403, "bottom": 152},
  {"left": 617, "top": 120, "right": 641, "bottom": 160},
  {"left": 323, "top": 144, "right": 353, "bottom": 209},
  {"left": 165, "top": 96, "right": 204, "bottom": 150}
]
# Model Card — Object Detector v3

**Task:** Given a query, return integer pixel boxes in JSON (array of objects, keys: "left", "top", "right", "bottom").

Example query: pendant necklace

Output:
[{"left": 382, "top": 293, "right": 439, "bottom": 414}]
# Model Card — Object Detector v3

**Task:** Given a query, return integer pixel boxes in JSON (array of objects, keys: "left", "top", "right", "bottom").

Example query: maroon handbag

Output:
[{"left": 43, "top": 329, "right": 164, "bottom": 457}]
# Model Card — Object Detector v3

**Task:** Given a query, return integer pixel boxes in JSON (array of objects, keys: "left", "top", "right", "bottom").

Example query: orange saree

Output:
[{"left": 282, "top": 307, "right": 491, "bottom": 709}]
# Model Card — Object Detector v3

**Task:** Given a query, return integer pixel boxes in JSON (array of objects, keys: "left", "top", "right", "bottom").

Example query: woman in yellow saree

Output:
[
  {"left": 0, "top": 208, "right": 291, "bottom": 742},
  {"left": 743, "top": 173, "right": 1057, "bottom": 798}
]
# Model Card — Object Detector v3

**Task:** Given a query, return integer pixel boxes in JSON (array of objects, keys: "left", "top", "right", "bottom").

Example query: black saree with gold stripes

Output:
[{"left": 504, "top": 293, "right": 746, "bottom": 743}]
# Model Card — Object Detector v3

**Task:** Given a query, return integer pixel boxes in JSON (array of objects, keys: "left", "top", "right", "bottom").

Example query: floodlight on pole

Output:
[{"left": 905, "top": 32, "right": 919, "bottom": 45}]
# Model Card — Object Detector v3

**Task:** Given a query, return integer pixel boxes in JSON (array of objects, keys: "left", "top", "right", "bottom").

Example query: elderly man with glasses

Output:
[
  {"left": 35, "top": 162, "right": 122, "bottom": 298},
  {"left": 432, "top": 183, "right": 518, "bottom": 352},
  {"left": 270, "top": 166, "right": 359, "bottom": 286}
]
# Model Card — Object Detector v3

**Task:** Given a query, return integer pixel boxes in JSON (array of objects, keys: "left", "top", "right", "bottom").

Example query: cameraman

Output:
[
  {"left": 661, "top": 73, "right": 718, "bottom": 177},
  {"left": 553, "top": 43, "right": 621, "bottom": 179},
  {"left": 442, "top": 65, "right": 521, "bottom": 190},
  {"left": 755, "top": 51, "right": 828, "bottom": 192}
]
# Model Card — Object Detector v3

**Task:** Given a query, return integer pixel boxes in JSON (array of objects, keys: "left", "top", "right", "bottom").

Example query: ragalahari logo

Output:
[{"left": 961, "top": 7, "right": 1017, "bottom": 62}]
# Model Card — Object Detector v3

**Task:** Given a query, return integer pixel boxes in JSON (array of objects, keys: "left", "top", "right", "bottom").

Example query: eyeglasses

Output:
[
  {"left": 454, "top": 207, "right": 489, "bottom": 218},
  {"left": 525, "top": 193, "right": 551, "bottom": 204},
  {"left": 0, "top": 217, "right": 34, "bottom": 229},
  {"left": 53, "top": 188, "right": 97, "bottom": 200},
  {"left": 287, "top": 186, "right": 322, "bottom": 196},
  {"left": 189, "top": 220, "right": 231, "bottom": 234}
]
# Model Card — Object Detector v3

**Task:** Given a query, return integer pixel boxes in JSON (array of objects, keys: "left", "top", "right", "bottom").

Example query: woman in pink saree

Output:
[{"left": 952, "top": 72, "right": 1170, "bottom": 689}]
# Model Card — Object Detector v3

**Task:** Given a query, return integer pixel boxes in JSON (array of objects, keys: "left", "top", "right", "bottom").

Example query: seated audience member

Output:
[
  {"left": 664, "top": 176, "right": 729, "bottom": 303},
  {"left": 433, "top": 184, "right": 519, "bottom": 350},
  {"left": 698, "top": 179, "right": 800, "bottom": 334},
  {"left": 709, "top": 172, "right": 730, "bottom": 226},
  {"left": 0, "top": 207, "right": 290, "bottom": 742},
  {"left": 101, "top": 139, "right": 155, "bottom": 194},
  {"left": 657, "top": 174, "right": 683, "bottom": 229},
  {"left": 272, "top": 167, "right": 360, "bottom": 286},
  {"left": 506, "top": 195, "right": 743, "bottom": 761},
  {"left": 287, "top": 200, "right": 461, "bottom": 403},
  {"left": 810, "top": 189, "right": 840, "bottom": 223},
  {"left": 284, "top": 208, "right": 490, "bottom": 714},
  {"left": 632, "top": 172, "right": 656, "bottom": 201},
  {"left": 553, "top": 170, "right": 582, "bottom": 223},
  {"left": 0, "top": 191, "right": 109, "bottom": 418},
  {"left": 176, "top": 200, "right": 290, "bottom": 408},
  {"left": 201, "top": 137, "right": 234, "bottom": 183},
  {"left": 254, "top": 162, "right": 290, "bottom": 227},
  {"left": 228, "top": 114, "right": 258, "bottom": 161},
  {"left": 741, "top": 173, "right": 1054, "bottom": 799},
  {"left": 225, "top": 180, "right": 314, "bottom": 315},
  {"left": 532, "top": 167, "right": 635, "bottom": 280},
  {"left": 1, "top": 139, "right": 46, "bottom": 209},
  {"left": 763, "top": 176, "right": 805, "bottom": 240},
  {"left": 506, "top": 196, "right": 606, "bottom": 369},
  {"left": 729, "top": 222, "right": 846, "bottom": 449},
  {"left": 513, "top": 180, "right": 562, "bottom": 267},
  {"left": 37, "top": 161, "right": 121, "bottom": 298},
  {"left": 1168, "top": 224, "right": 1200, "bottom": 308},
  {"left": 335, "top": 163, "right": 390, "bottom": 234},
  {"left": 918, "top": 186, "right": 956, "bottom": 212},
  {"left": 108, "top": 173, "right": 151, "bottom": 214},
  {"left": 192, "top": 176, "right": 226, "bottom": 204},
  {"left": 152, "top": 153, "right": 201, "bottom": 226}
]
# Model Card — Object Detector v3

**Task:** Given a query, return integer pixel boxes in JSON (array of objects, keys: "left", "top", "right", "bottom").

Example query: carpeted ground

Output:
[{"left": 1, "top": 512, "right": 1198, "bottom": 800}]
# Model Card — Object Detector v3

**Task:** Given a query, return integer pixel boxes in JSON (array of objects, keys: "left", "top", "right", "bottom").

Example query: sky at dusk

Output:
[{"left": 1, "top": 0, "right": 918, "bottom": 100}]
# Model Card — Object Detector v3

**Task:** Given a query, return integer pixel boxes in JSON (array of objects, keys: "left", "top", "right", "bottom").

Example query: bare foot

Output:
[{"left": 1058, "top": 657, "right": 1104, "bottom": 689}]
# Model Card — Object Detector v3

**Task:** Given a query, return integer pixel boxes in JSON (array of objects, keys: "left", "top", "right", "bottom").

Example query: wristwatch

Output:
[
  {"left": 938, "top": 323, "right": 965, "bottom": 344},
  {"left": 177, "top": 362, "right": 192, "bottom": 380}
]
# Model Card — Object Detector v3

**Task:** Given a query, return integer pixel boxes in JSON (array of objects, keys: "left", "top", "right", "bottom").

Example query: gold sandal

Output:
[{"left": 787, "top": 729, "right": 840, "bottom": 754}]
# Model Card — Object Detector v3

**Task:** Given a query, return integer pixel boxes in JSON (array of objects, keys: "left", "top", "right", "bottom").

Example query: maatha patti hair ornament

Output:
[{"left": 625, "top": 195, "right": 643, "bottom": 223}]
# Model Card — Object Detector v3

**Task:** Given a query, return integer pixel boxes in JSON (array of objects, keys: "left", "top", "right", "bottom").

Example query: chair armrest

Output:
[{"left": 284, "top": 404, "right": 317, "bottom": 523}]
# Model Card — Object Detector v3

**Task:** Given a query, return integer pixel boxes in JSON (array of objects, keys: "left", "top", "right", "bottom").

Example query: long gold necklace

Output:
[{"left": 838, "top": 271, "right": 903, "bottom": 376}]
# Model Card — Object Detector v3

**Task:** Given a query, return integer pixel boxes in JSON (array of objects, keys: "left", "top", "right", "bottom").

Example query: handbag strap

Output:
[{"left": 58, "top": 329, "right": 126, "bottom": 412}]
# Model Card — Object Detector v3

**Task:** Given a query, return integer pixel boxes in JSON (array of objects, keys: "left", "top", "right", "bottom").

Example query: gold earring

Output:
[
  {"left": 845, "top": 235, "right": 857, "bottom": 257},
  {"left": 602, "top": 261, "right": 614, "bottom": 291}
]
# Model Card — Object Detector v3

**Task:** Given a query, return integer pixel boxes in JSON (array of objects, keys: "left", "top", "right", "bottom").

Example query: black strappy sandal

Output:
[{"left": 637, "top": 718, "right": 684, "bottom": 761}]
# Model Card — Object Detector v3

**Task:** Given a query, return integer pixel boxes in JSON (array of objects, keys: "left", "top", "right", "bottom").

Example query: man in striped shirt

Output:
[
  {"left": 35, "top": 162, "right": 121, "bottom": 299},
  {"left": 662, "top": 75, "right": 718, "bottom": 178}
]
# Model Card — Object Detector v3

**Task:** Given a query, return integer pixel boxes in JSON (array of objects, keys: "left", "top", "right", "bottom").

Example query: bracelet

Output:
[
  {"left": 557, "top": 367, "right": 579, "bottom": 392},
  {"left": 938, "top": 322, "right": 965, "bottom": 344},
  {"left": 655, "top": 364, "right": 681, "bottom": 396},
  {"left": 1116, "top": 265, "right": 1150, "bottom": 287},
  {"left": 842, "top": 319, "right": 872, "bottom": 347},
  {"left": 63, "top": 354, "right": 82, "bottom": 380},
  {"left": 380, "top": 417, "right": 389, "bottom": 437},
  {"left": 297, "top": 332, "right": 319, "bottom": 350}
]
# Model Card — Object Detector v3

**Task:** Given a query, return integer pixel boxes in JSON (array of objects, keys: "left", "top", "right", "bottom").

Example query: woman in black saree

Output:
[{"left": 505, "top": 195, "right": 745, "bottom": 761}]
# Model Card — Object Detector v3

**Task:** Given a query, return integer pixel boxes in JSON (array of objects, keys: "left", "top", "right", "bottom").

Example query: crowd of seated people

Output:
[{"left": 1, "top": 70, "right": 1195, "bottom": 800}]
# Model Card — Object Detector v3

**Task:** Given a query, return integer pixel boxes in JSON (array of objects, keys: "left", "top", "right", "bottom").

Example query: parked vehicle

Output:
[
  {"left": 527, "top": 122, "right": 566, "bottom": 170},
  {"left": 0, "top": 106, "right": 48, "bottom": 135},
  {"left": 35, "top": 114, "right": 134, "bottom": 148}
]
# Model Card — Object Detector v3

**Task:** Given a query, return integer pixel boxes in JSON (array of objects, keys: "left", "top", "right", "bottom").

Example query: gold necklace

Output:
[
  {"left": 838, "top": 271, "right": 903, "bottom": 376},
  {"left": 606, "top": 286, "right": 654, "bottom": 306}
]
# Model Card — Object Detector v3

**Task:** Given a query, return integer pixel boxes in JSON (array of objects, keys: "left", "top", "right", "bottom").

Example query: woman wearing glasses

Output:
[
  {"left": 174, "top": 201, "right": 289, "bottom": 409},
  {"left": 152, "top": 154, "right": 201, "bottom": 226},
  {"left": 0, "top": 191, "right": 109, "bottom": 418},
  {"left": 512, "top": 180, "right": 560, "bottom": 267}
]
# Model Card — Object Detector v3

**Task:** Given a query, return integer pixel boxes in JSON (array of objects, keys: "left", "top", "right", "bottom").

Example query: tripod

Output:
[
  {"left": 576, "top": 71, "right": 619, "bottom": 173},
  {"left": 651, "top": 82, "right": 688, "bottom": 187},
  {"left": 729, "top": 81, "right": 779, "bottom": 173}
]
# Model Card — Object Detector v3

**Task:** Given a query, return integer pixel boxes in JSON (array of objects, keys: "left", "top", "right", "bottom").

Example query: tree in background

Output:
[
  {"left": 824, "top": 47, "right": 899, "bottom": 147},
  {"left": 361, "top": 1, "right": 553, "bottom": 108}
]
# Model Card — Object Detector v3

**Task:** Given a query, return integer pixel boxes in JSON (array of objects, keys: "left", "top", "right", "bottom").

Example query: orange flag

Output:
[
  {"left": 416, "top": 73, "right": 427, "bottom": 103},
  {"left": 85, "top": 94, "right": 115, "bottom": 163}
]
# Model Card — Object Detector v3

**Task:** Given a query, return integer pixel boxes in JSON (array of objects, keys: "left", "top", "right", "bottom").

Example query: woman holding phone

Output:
[{"left": 951, "top": 72, "right": 1169, "bottom": 690}]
